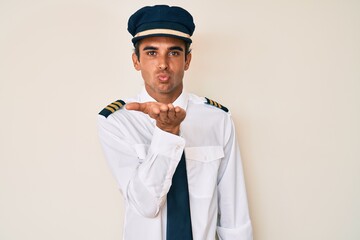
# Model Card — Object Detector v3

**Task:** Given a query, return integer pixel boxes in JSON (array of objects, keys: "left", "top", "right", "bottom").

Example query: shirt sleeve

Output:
[
  {"left": 97, "top": 114, "right": 185, "bottom": 218},
  {"left": 216, "top": 115, "right": 253, "bottom": 240}
]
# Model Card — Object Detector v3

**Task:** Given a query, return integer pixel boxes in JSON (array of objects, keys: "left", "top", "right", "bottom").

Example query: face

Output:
[{"left": 132, "top": 36, "right": 192, "bottom": 103}]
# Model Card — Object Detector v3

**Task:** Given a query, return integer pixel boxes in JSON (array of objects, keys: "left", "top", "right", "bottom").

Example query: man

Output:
[{"left": 98, "top": 5, "right": 252, "bottom": 240}]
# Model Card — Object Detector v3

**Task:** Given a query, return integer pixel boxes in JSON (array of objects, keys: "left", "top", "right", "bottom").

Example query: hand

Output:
[{"left": 126, "top": 102, "right": 186, "bottom": 135}]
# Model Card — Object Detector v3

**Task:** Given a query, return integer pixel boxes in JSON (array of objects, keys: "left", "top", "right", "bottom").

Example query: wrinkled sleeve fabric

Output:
[
  {"left": 216, "top": 114, "right": 253, "bottom": 240},
  {"left": 98, "top": 114, "right": 185, "bottom": 218}
]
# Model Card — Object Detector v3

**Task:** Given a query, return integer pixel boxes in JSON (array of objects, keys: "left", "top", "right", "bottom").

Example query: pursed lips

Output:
[{"left": 157, "top": 73, "right": 170, "bottom": 82}]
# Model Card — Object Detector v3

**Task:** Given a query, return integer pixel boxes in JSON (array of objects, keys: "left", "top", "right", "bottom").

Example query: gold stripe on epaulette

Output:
[
  {"left": 113, "top": 101, "right": 123, "bottom": 108},
  {"left": 109, "top": 104, "right": 119, "bottom": 110},
  {"left": 212, "top": 100, "right": 219, "bottom": 108},
  {"left": 105, "top": 106, "right": 115, "bottom": 112},
  {"left": 205, "top": 97, "right": 229, "bottom": 113}
]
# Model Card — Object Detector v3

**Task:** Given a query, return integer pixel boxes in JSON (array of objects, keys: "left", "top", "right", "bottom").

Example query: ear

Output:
[
  {"left": 132, "top": 53, "right": 141, "bottom": 71},
  {"left": 184, "top": 53, "right": 192, "bottom": 71}
]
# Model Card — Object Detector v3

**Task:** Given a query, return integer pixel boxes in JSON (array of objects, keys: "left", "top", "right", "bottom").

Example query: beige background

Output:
[{"left": 1, "top": 0, "right": 359, "bottom": 239}]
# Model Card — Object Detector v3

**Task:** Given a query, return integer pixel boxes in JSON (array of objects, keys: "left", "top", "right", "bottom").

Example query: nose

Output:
[
  {"left": 158, "top": 64, "right": 167, "bottom": 70},
  {"left": 159, "top": 63, "right": 167, "bottom": 70},
  {"left": 158, "top": 55, "right": 168, "bottom": 70}
]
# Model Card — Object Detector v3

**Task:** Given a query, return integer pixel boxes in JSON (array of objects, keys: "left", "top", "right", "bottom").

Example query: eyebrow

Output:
[
  {"left": 142, "top": 46, "right": 184, "bottom": 51},
  {"left": 142, "top": 46, "right": 158, "bottom": 51},
  {"left": 169, "top": 46, "right": 184, "bottom": 52}
]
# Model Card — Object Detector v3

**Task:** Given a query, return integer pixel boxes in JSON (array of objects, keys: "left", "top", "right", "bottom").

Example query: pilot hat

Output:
[{"left": 127, "top": 5, "right": 195, "bottom": 45}]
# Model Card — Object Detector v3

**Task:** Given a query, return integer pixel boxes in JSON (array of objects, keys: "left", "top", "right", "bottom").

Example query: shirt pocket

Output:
[{"left": 185, "top": 146, "right": 224, "bottom": 198}]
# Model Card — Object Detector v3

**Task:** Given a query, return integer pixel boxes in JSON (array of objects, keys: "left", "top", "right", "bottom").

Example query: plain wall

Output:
[{"left": 1, "top": 0, "right": 359, "bottom": 239}]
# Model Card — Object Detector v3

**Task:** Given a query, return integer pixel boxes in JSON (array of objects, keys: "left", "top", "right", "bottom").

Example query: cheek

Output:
[
  {"left": 143, "top": 60, "right": 158, "bottom": 71},
  {"left": 171, "top": 59, "right": 186, "bottom": 71},
  {"left": 140, "top": 70, "right": 151, "bottom": 81},
  {"left": 139, "top": 64, "right": 155, "bottom": 81},
  {"left": 138, "top": 60, "right": 153, "bottom": 72}
]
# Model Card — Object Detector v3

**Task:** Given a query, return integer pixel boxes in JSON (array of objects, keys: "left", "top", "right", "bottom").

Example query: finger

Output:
[
  {"left": 126, "top": 102, "right": 141, "bottom": 111},
  {"left": 174, "top": 106, "right": 182, "bottom": 114},
  {"left": 167, "top": 104, "right": 176, "bottom": 119},
  {"left": 158, "top": 104, "right": 169, "bottom": 121},
  {"left": 174, "top": 106, "right": 186, "bottom": 120},
  {"left": 126, "top": 102, "right": 150, "bottom": 114},
  {"left": 148, "top": 104, "right": 161, "bottom": 119}
]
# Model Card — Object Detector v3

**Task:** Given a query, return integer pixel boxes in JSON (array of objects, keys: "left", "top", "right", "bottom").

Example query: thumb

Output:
[
  {"left": 125, "top": 102, "right": 141, "bottom": 111},
  {"left": 125, "top": 102, "right": 149, "bottom": 113}
]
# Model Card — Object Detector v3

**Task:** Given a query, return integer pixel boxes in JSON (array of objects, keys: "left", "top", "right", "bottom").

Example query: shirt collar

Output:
[{"left": 138, "top": 87, "right": 189, "bottom": 110}]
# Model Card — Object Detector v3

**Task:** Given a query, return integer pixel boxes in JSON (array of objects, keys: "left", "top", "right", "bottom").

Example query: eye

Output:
[
  {"left": 169, "top": 51, "right": 180, "bottom": 56},
  {"left": 146, "top": 51, "right": 157, "bottom": 56}
]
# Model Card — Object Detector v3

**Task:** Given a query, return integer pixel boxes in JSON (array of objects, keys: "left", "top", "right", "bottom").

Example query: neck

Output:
[
  {"left": 152, "top": 92, "right": 181, "bottom": 104},
  {"left": 145, "top": 86, "right": 183, "bottom": 104}
]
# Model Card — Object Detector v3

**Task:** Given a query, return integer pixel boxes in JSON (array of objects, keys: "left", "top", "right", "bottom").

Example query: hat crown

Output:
[{"left": 128, "top": 5, "right": 195, "bottom": 44}]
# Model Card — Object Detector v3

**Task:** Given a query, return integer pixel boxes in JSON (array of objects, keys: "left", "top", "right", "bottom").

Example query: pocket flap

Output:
[{"left": 185, "top": 146, "right": 224, "bottom": 162}]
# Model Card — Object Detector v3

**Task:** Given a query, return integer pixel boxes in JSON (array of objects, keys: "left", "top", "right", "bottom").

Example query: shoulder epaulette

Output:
[
  {"left": 99, "top": 99, "right": 126, "bottom": 118},
  {"left": 205, "top": 97, "right": 229, "bottom": 112}
]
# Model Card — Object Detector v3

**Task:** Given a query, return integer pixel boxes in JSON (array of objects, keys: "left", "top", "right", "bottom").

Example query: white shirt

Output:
[{"left": 97, "top": 89, "right": 253, "bottom": 240}]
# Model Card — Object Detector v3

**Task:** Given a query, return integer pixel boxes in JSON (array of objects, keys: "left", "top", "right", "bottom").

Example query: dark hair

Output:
[{"left": 134, "top": 40, "right": 192, "bottom": 61}]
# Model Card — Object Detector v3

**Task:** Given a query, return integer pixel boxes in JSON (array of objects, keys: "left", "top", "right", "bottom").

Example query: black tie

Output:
[{"left": 166, "top": 152, "right": 193, "bottom": 240}]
